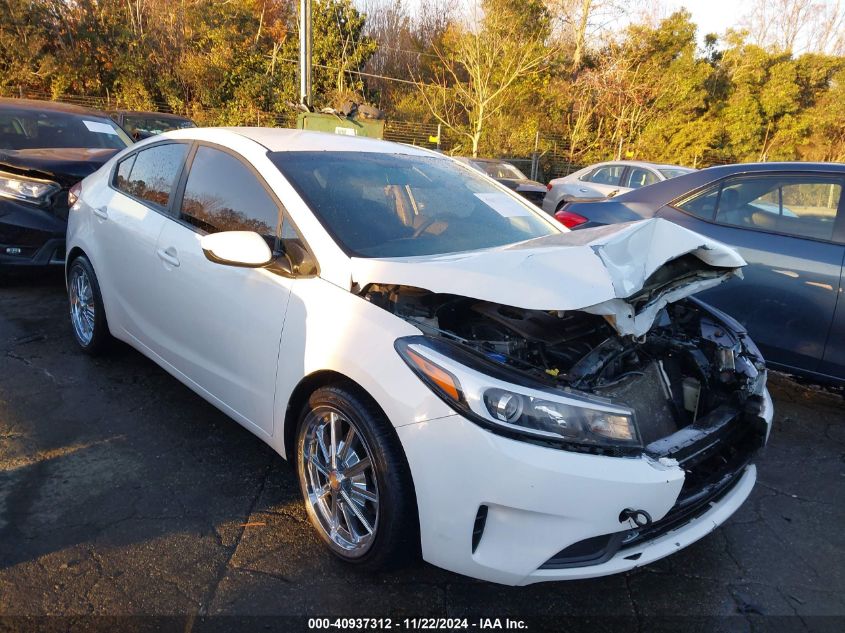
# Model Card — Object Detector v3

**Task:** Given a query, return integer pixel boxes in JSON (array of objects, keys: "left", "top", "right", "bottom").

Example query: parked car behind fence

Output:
[
  {"left": 109, "top": 110, "right": 196, "bottom": 140},
  {"left": 543, "top": 160, "right": 695, "bottom": 224},
  {"left": 454, "top": 157, "right": 548, "bottom": 206}
]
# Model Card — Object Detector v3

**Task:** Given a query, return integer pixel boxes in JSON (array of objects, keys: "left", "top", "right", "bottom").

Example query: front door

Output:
[
  {"left": 660, "top": 173, "right": 845, "bottom": 374},
  {"left": 819, "top": 252, "right": 845, "bottom": 380},
  {"left": 149, "top": 144, "right": 294, "bottom": 435}
]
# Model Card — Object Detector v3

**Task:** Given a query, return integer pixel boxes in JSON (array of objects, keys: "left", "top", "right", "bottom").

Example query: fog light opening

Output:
[{"left": 472, "top": 505, "right": 488, "bottom": 553}]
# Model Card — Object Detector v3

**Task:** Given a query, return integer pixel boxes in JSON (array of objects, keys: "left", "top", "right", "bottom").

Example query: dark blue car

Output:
[{"left": 560, "top": 163, "right": 845, "bottom": 385}]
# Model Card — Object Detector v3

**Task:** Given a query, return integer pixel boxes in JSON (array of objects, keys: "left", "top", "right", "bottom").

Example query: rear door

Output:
[
  {"left": 148, "top": 143, "right": 297, "bottom": 435},
  {"left": 97, "top": 141, "right": 190, "bottom": 345},
  {"left": 624, "top": 166, "right": 660, "bottom": 190},
  {"left": 658, "top": 172, "right": 845, "bottom": 375}
]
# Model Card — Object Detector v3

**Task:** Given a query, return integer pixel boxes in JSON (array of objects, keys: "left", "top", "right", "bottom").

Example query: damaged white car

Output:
[{"left": 66, "top": 128, "right": 773, "bottom": 586}]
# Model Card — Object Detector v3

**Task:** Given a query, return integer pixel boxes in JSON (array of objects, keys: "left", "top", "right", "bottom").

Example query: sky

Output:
[
  {"left": 652, "top": 0, "right": 754, "bottom": 38},
  {"left": 358, "top": 0, "right": 844, "bottom": 53}
]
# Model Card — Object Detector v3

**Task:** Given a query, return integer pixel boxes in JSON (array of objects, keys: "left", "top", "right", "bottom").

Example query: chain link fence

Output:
[{"left": 4, "top": 88, "right": 737, "bottom": 180}]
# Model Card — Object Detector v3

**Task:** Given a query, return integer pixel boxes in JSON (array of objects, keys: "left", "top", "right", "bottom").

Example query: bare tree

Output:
[
  {"left": 812, "top": 0, "right": 845, "bottom": 54},
  {"left": 741, "top": 0, "right": 845, "bottom": 54},
  {"left": 362, "top": 0, "right": 457, "bottom": 106},
  {"left": 545, "top": 0, "right": 634, "bottom": 70},
  {"left": 414, "top": 6, "right": 554, "bottom": 156}
]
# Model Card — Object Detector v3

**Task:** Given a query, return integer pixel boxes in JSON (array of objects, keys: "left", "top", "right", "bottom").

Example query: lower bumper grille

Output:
[{"left": 540, "top": 405, "right": 765, "bottom": 570}]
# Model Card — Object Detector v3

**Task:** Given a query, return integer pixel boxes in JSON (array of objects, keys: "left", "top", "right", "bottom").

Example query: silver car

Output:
[{"left": 543, "top": 160, "right": 695, "bottom": 216}]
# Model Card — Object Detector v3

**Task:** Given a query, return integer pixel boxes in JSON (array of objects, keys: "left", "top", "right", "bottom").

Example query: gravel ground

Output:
[{"left": 1, "top": 272, "right": 843, "bottom": 632}]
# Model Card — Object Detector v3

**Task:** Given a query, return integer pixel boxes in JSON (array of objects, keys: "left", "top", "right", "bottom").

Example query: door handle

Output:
[
  {"left": 156, "top": 247, "right": 180, "bottom": 268},
  {"left": 93, "top": 206, "right": 108, "bottom": 219},
  {"left": 578, "top": 188, "right": 590, "bottom": 193}
]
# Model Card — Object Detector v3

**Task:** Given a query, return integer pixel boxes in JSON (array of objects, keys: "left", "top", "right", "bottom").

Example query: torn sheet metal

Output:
[
  {"left": 349, "top": 218, "right": 745, "bottom": 335},
  {"left": 581, "top": 274, "right": 734, "bottom": 337}
]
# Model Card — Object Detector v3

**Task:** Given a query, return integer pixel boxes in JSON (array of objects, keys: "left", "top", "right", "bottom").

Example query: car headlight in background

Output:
[
  {"left": 0, "top": 171, "right": 61, "bottom": 206},
  {"left": 396, "top": 336, "right": 640, "bottom": 451}
]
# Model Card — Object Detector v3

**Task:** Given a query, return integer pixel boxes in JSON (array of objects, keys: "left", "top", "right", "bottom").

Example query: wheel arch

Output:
[
  {"left": 65, "top": 246, "right": 87, "bottom": 281},
  {"left": 283, "top": 369, "right": 402, "bottom": 462},
  {"left": 282, "top": 368, "right": 422, "bottom": 549},
  {"left": 285, "top": 368, "right": 423, "bottom": 563}
]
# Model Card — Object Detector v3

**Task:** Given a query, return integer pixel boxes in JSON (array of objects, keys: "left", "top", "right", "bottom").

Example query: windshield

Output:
[
  {"left": 472, "top": 160, "right": 528, "bottom": 180},
  {"left": 270, "top": 151, "right": 560, "bottom": 258},
  {"left": 658, "top": 168, "right": 693, "bottom": 179},
  {"left": 0, "top": 108, "right": 132, "bottom": 150},
  {"left": 122, "top": 115, "right": 195, "bottom": 135}
]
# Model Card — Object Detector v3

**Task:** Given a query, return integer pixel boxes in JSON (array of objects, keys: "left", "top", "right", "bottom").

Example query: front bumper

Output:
[
  {"left": 0, "top": 199, "right": 67, "bottom": 268},
  {"left": 398, "top": 388, "right": 772, "bottom": 585}
]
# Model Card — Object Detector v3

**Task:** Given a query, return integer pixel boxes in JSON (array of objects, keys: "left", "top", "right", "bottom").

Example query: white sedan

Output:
[
  {"left": 65, "top": 128, "right": 772, "bottom": 585},
  {"left": 543, "top": 160, "right": 695, "bottom": 225}
]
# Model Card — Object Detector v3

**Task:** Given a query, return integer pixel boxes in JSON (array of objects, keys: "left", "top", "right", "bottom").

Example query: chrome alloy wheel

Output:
[
  {"left": 69, "top": 266, "right": 95, "bottom": 346},
  {"left": 301, "top": 407, "right": 380, "bottom": 556}
]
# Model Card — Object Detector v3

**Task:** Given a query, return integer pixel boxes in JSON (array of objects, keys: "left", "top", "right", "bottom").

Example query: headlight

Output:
[
  {"left": 0, "top": 171, "right": 60, "bottom": 206},
  {"left": 396, "top": 336, "right": 640, "bottom": 451}
]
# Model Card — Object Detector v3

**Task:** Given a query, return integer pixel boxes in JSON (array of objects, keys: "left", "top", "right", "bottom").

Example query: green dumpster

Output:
[{"left": 296, "top": 112, "right": 385, "bottom": 139}]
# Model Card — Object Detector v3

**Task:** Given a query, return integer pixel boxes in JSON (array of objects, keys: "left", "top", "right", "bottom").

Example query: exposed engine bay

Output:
[{"left": 363, "top": 281, "right": 768, "bottom": 448}]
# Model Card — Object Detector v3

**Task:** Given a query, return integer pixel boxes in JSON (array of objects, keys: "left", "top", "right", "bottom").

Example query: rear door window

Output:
[
  {"left": 675, "top": 184, "right": 720, "bottom": 220},
  {"left": 114, "top": 143, "right": 189, "bottom": 210},
  {"left": 625, "top": 167, "right": 658, "bottom": 189}
]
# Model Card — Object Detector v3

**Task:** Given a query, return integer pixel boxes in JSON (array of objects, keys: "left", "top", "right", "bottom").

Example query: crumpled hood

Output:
[{"left": 350, "top": 218, "right": 746, "bottom": 336}]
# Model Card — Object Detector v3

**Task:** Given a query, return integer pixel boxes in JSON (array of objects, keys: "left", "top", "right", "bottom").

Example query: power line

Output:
[
  {"left": 369, "top": 44, "right": 440, "bottom": 59},
  {"left": 275, "top": 55, "right": 423, "bottom": 86}
]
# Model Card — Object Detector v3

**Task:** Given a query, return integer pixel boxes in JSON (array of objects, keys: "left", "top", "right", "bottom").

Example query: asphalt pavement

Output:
[{"left": 1, "top": 271, "right": 843, "bottom": 632}]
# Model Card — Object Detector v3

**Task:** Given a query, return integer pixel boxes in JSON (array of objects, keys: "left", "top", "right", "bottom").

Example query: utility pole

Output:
[
  {"left": 531, "top": 130, "right": 540, "bottom": 181},
  {"left": 299, "top": 0, "right": 312, "bottom": 109}
]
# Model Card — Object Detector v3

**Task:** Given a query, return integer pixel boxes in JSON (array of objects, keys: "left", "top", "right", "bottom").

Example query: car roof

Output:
[
  {"left": 612, "top": 161, "right": 845, "bottom": 205},
  {"left": 587, "top": 160, "right": 693, "bottom": 170},
  {"left": 114, "top": 110, "right": 193, "bottom": 120},
  {"left": 0, "top": 97, "right": 111, "bottom": 118},
  {"left": 162, "top": 127, "right": 438, "bottom": 156}
]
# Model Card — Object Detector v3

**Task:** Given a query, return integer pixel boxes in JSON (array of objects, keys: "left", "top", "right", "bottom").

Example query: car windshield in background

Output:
[
  {"left": 0, "top": 109, "right": 131, "bottom": 150},
  {"left": 472, "top": 160, "right": 528, "bottom": 180},
  {"left": 659, "top": 168, "right": 693, "bottom": 179},
  {"left": 271, "top": 151, "right": 560, "bottom": 258},
  {"left": 123, "top": 116, "right": 195, "bottom": 135}
]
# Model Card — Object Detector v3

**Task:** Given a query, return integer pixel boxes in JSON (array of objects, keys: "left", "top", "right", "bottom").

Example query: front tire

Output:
[
  {"left": 67, "top": 255, "right": 111, "bottom": 355},
  {"left": 296, "top": 385, "right": 418, "bottom": 570}
]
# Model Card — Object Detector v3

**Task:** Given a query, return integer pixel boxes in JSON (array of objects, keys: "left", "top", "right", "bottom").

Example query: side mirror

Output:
[
  {"left": 200, "top": 231, "right": 273, "bottom": 267},
  {"left": 282, "top": 240, "right": 319, "bottom": 276}
]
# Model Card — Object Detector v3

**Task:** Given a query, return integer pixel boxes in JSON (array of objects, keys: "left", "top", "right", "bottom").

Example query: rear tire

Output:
[
  {"left": 295, "top": 384, "right": 418, "bottom": 570},
  {"left": 67, "top": 255, "right": 111, "bottom": 355}
]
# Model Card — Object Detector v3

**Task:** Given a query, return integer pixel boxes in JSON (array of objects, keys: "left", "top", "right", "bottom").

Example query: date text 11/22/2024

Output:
[{"left": 307, "top": 618, "right": 528, "bottom": 630}]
